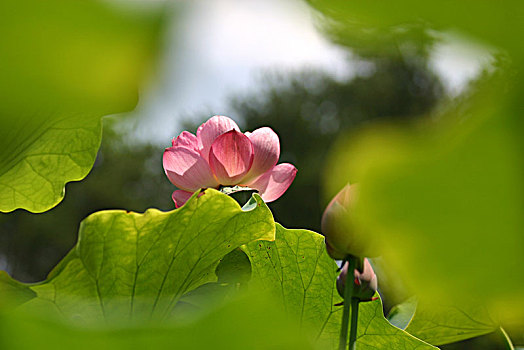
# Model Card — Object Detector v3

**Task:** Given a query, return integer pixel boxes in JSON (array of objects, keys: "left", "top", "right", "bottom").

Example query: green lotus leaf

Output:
[
  {"left": 388, "top": 297, "right": 499, "bottom": 346},
  {"left": 0, "top": 0, "right": 162, "bottom": 213},
  {"left": 0, "top": 271, "right": 37, "bottom": 309},
  {"left": 1, "top": 190, "right": 275, "bottom": 323},
  {"left": 243, "top": 224, "right": 436, "bottom": 349},
  {"left": 405, "top": 302, "right": 498, "bottom": 346}
]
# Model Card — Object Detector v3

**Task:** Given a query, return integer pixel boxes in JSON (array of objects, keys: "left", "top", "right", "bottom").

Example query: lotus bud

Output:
[
  {"left": 324, "top": 238, "right": 347, "bottom": 260},
  {"left": 322, "top": 184, "right": 374, "bottom": 258},
  {"left": 337, "top": 258, "right": 378, "bottom": 302}
]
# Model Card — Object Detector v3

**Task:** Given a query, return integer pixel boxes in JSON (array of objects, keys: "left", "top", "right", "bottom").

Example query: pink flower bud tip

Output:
[{"left": 322, "top": 184, "right": 376, "bottom": 258}]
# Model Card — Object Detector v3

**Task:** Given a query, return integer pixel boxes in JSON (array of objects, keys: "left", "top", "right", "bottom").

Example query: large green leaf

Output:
[
  {"left": 0, "top": 271, "right": 36, "bottom": 309},
  {"left": 0, "top": 115, "right": 102, "bottom": 213},
  {"left": 0, "top": 192, "right": 318, "bottom": 349},
  {"left": 0, "top": 0, "right": 162, "bottom": 213},
  {"left": 243, "top": 224, "right": 436, "bottom": 349},
  {"left": 389, "top": 297, "right": 498, "bottom": 346},
  {"left": 2, "top": 190, "right": 275, "bottom": 323},
  {"left": 405, "top": 302, "right": 498, "bottom": 346},
  {"left": 0, "top": 291, "right": 317, "bottom": 350}
]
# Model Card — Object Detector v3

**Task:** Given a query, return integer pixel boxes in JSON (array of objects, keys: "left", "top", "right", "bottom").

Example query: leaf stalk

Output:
[
  {"left": 349, "top": 297, "right": 360, "bottom": 349},
  {"left": 339, "top": 256, "right": 357, "bottom": 350}
]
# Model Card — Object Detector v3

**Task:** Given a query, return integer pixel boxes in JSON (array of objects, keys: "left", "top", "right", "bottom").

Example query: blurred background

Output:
[
  {"left": 0, "top": 0, "right": 517, "bottom": 348},
  {"left": 0, "top": 0, "right": 491, "bottom": 281}
]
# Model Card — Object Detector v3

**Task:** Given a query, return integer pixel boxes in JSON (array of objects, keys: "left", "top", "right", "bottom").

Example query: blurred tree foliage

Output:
[{"left": 187, "top": 54, "right": 444, "bottom": 231}]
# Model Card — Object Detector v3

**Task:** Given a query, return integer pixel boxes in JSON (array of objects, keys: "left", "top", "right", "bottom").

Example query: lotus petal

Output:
[
  {"left": 172, "top": 190, "right": 194, "bottom": 208},
  {"left": 209, "top": 130, "right": 254, "bottom": 185},
  {"left": 243, "top": 127, "right": 280, "bottom": 183},
  {"left": 172, "top": 131, "right": 199, "bottom": 152},
  {"left": 248, "top": 163, "right": 297, "bottom": 202},
  {"left": 163, "top": 146, "right": 218, "bottom": 191},
  {"left": 196, "top": 115, "right": 239, "bottom": 162}
]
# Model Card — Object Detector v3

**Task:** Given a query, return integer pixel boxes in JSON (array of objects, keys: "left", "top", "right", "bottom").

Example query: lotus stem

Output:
[
  {"left": 339, "top": 257, "right": 356, "bottom": 350},
  {"left": 349, "top": 297, "right": 360, "bottom": 349}
]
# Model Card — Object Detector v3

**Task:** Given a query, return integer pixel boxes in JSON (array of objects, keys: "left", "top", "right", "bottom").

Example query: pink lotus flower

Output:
[{"left": 163, "top": 115, "right": 297, "bottom": 208}]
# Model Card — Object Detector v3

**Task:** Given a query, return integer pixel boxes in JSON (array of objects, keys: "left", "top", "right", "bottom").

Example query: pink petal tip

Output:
[
  {"left": 196, "top": 115, "right": 240, "bottom": 162},
  {"left": 243, "top": 127, "right": 280, "bottom": 183},
  {"left": 172, "top": 131, "right": 199, "bottom": 152},
  {"left": 248, "top": 163, "right": 297, "bottom": 202}
]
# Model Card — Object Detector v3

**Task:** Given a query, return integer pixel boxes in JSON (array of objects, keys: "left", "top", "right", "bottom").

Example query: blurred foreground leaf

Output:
[
  {"left": 308, "top": 0, "right": 523, "bottom": 58},
  {"left": 1, "top": 190, "right": 275, "bottom": 322},
  {"left": 244, "top": 224, "right": 436, "bottom": 349},
  {"left": 316, "top": 0, "right": 524, "bottom": 328},
  {"left": 0, "top": 0, "right": 163, "bottom": 213},
  {"left": 326, "top": 73, "right": 524, "bottom": 324},
  {"left": 0, "top": 292, "right": 316, "bottom": 350}
]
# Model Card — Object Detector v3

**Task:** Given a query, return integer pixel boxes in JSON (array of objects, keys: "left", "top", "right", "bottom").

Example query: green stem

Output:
[
  {"left": 339, "top": 257, "right": 356, "bottom": 350},
  {"left": 349, "top": 297, "right": 360, "bottom": 349}
]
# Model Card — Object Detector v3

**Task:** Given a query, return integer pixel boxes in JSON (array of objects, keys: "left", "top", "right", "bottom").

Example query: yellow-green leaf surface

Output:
[
  {"left": 389, "top": 297, "right": 499, "bottom": 346},
  {"left": 2, "top": 190, "right": 275, "bottom": 323},
  {"left": 0, "top": 0, "right": 162, "bottom": 213},
  {"left": 243, "top": 224, "right": 436, "bottom": 349},
  {"left": 0, "top": 271, "right": 36, "bottom": 310},
  {"left": 405, "top": 302, "right": 498, "bottom": 346},
  {"left": 0, "top": 115, "right": 102, "bottom": 213}
]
